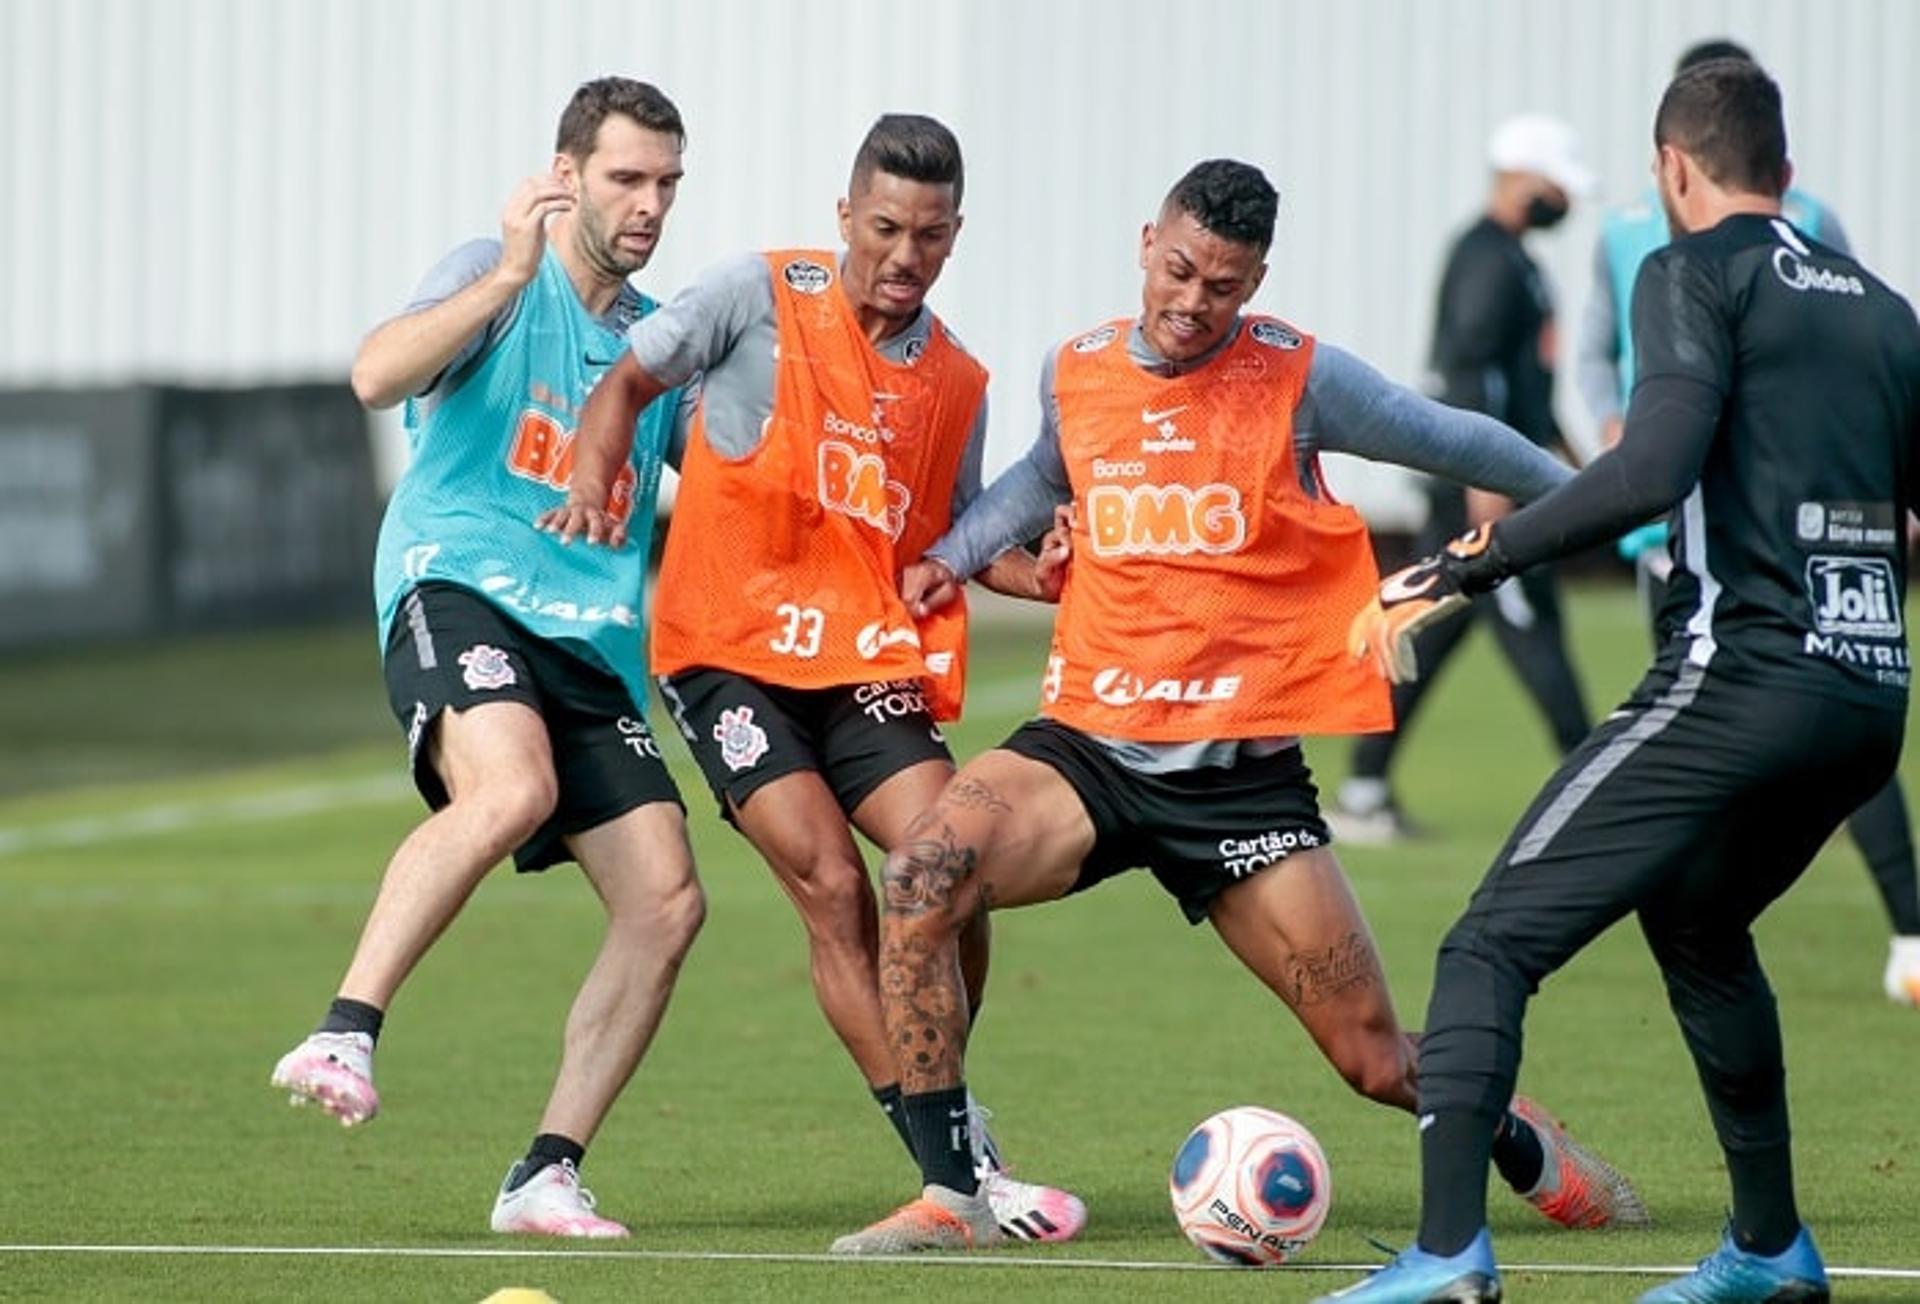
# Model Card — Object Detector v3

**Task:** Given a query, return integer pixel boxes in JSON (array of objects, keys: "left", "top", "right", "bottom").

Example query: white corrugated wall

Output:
[{"left": 4, "top": 0, "right": 1915, "bottom": 518}]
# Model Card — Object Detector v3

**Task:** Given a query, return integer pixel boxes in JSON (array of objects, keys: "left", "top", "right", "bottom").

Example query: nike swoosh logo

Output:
[
  {"left": 1380, "top": 570, "right": 1440, "bottom": 604},
  {"left": 584, "top": 351, "right": 622, "bottom": 367},
  {"left": 1140, "top": 405, "right": 1188, "bottom": 424},
  {"left": 948, "top": 1107, "right": 970, "bottom": 1121}
]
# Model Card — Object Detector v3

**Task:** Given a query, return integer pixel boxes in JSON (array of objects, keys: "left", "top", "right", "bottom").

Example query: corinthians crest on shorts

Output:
[
  {"left": 715, "top": 704, "right": 770, "bottom": 772},
  {"left": 458, "top": 643, "right": 517, "bottom": 691}
]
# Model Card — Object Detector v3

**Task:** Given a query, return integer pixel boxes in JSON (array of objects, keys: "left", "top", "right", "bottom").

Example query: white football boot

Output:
[
  {"left": 1885, "top": 935, "right": 1920, "bottom": 1007},
  {"left": 969, "top": 1095, "right": 1087, "bottom": 1243},
  {"left": 490, "top": 1158, "right": 628, "bottom": 1238},
  {"left": 269, "top": 1031, "right": 379, "bottom": 1127}
]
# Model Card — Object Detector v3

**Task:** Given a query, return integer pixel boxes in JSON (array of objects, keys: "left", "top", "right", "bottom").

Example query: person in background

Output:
[{"left": 1332, "top": 114, "right": 1593, "bottom": 846}]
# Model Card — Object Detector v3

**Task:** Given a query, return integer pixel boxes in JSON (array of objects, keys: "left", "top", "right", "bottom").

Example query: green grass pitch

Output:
[{"left": 1, "top": 586, "right": 1915, "bottom": 1301}]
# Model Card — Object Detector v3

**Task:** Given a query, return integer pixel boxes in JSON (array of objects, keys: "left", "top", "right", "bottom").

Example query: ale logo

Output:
[{"left": 1090, "top": 667, "right": 1241, "bottom": 707}]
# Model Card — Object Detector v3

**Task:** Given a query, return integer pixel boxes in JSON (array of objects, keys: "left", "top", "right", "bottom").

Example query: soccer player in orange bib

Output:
[
  {"left": 832, "top": 160, "right": 1648, "bottom": 1253},
  {"left": 539, "top": 114, "right": 1083, "bottom": 1242}
]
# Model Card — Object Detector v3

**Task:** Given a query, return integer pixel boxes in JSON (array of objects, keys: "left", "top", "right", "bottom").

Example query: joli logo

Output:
[{"left": 1808, "top": 557, "right": 1902, "bottom": 639}]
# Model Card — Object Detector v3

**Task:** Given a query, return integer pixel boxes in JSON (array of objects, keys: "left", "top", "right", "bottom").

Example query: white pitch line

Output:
[
  {"left": 0, "top": 774, "right": 412, "bottom": 858},
  {"left": 0, "top": 1245, "right": 1916, "bottom": 1280}
]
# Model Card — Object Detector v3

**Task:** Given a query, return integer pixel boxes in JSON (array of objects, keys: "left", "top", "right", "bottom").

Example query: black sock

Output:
[
  {"left": 319, "top": 997, "right": 384, "bottom": 1042},
  {"left": 1418, "top": 1110, "right": 1495, "bottom": 1257},
  {"left": 1728, "top": 1141, "right": 1799, "bottom": 1257},
  {"left": 1489, "top": 1107, "right": 1546, "bottom": 1193},
  {"left": 901, "top": 1085, "right": 976, "bottom": 1196},
  {"left": 508, "top": 1133, "right": 586, "bottom": 1191},
  {"left": 873, "top": 1083, "right": 916, "bottom": 1159}
]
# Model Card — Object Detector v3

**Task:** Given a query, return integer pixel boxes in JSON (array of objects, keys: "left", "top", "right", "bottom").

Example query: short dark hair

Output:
[
  {"left": 1675, "top": 38, "right": 1753, "bottom": 73},
  {"left": 849, "top": 114, "right": 965, "bottom": 208},
  {"left": 1162, "top": 160, "right": 1279, "bottom": 252},
  {"left": 1655, "top": 57, "right": 1788, "bottom": 197},
  {"left": 555, "top": 78, "right": 685, "bottom": 159}
]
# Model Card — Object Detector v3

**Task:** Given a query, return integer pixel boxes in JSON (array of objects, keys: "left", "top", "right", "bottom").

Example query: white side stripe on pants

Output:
[{"left": 1509, "top": 663, "right": 1705, "bottom": 866}]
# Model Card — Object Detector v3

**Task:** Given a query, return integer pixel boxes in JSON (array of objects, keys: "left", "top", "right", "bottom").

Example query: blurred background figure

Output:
[
  {"left": 1332, "top": 114, "right": 1594, "bottom": 845},
  {"left": 1577, "top": 38, "right": 1920, "bottom": 1007}
]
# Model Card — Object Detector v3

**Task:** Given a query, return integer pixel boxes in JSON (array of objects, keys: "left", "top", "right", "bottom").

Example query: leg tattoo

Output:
[
  {"left": 880, "top": 819, "right": 983, "bottom": 1093},
  {"left": 944, "top": 776, "right": 1012, "bottom": 815},
  {"left": 1286, "top": 932, "right": 1380, "bottom": 1008}
]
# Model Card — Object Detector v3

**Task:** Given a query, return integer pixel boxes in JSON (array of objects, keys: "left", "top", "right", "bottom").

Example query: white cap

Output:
[{"left": 1487, "top": 113, "right": 1595, "bottom": 198}]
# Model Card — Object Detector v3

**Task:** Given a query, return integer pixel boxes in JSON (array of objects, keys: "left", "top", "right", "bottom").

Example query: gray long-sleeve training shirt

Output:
[{"left": 928, "top": 318, "right": 1574, "bottom": 773}]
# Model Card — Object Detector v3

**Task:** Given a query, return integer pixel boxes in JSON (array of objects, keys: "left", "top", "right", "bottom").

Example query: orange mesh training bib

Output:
[
  {"left": 1041, "top": 316, "right": 1391, "bottom": 739},
  {"left": 651, "top": 250, "right": 986, "bottom": 719}
]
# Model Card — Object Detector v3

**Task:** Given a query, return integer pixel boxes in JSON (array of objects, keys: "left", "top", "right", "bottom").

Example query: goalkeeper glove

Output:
[{"left": 1348, "top": 523, "right": 1513, "bottom": 684}]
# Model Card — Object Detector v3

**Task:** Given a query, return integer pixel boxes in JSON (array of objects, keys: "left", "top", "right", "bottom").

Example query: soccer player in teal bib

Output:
[{"left": 269, "top": 78, "right": 704, "bottom": 1239}]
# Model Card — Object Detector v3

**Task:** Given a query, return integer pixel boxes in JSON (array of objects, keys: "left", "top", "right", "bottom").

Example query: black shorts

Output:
[
  {"left": 657, "top": 667, "right": 952, "bottom": 820},
  {"left": 1451, "top": 659, "right": 1904, "bottom": 975},
  {"left": 383, "top": 583, "right": 682, "bottom": 873},
  {"left": 1002, "top": 718, "right": 1332, "bottom": 925}
]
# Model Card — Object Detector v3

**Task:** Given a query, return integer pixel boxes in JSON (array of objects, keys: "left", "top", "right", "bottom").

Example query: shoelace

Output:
[
  {"left": 1690, "top": 1219, "right": 1761, "bottom": 1281},
  {"left": 552, "top": 1160, "right": 599, "bottom": 1211},
  {"left": 967, "top": 1102, "right": 1008, "bottom": 1175}
]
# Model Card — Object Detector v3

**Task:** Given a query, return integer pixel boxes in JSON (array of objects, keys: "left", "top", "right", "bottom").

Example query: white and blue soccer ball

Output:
[{"left": 1168, "top": 1105, "right": 1331, "bottom": 1265}]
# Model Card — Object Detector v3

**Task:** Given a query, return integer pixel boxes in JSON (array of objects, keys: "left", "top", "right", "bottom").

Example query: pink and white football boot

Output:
[
  {"left": 490, "top": 1159, "right": 629, "bottom": 1238},
  {"left": 269, "top": 1031, "right": 379, "bottom": 1127},
  {"left": 970, "top": 1096, "right": 1087, "bottom": 1243}
]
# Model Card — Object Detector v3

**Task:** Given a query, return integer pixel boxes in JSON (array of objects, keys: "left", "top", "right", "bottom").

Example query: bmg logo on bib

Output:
[{"left": 1807, "top": 556, "right": 1902, "bottom": 639}]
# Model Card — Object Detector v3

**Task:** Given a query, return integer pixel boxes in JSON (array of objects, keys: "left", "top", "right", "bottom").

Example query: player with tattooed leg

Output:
[{"left": 832, "top": 160, "right": 1649, "bottom": 1253}]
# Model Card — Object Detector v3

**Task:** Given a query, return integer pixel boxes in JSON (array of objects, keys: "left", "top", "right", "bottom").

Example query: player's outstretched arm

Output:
[
  {"left": 1348, "top": 524, "right": 1510, "bottom": 684},
  {"left": 535, "top": 351, "right": 668, "bottom": 548},
  {"left": 966, "top": 507, "right": 1075, "bottom": 605},
  {"left": 901, "top": 557, "right": 962, "bottom": 618},
  {"left": 1305, "top": 344, "right": 1572, "bottom": 505},
  {"left": 1032, "top": 504, "right": 1074, "bottom": 602},
  {"left": 907, "top": 504, "right": 1072, "bottom": 614},
  {"left": 1351, "top": 361, "right": 1722, "bottom": 685},
  {"left": 350, "top": 175, "right": 574, "bottom": 409},
  {"left": 918, "top": 426, "right": 1071, "bottom": 597}
]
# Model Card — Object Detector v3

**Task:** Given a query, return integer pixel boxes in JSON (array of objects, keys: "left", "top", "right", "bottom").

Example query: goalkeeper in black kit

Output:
[{"left": 1326, "top": 57, "right": 1920, "bottom": 1304}]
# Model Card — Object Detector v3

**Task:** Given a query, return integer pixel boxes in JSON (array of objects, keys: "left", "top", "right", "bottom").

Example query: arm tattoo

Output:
[{"left": 1286, "top": 932, "right": 1379, "bottom": 1008}]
